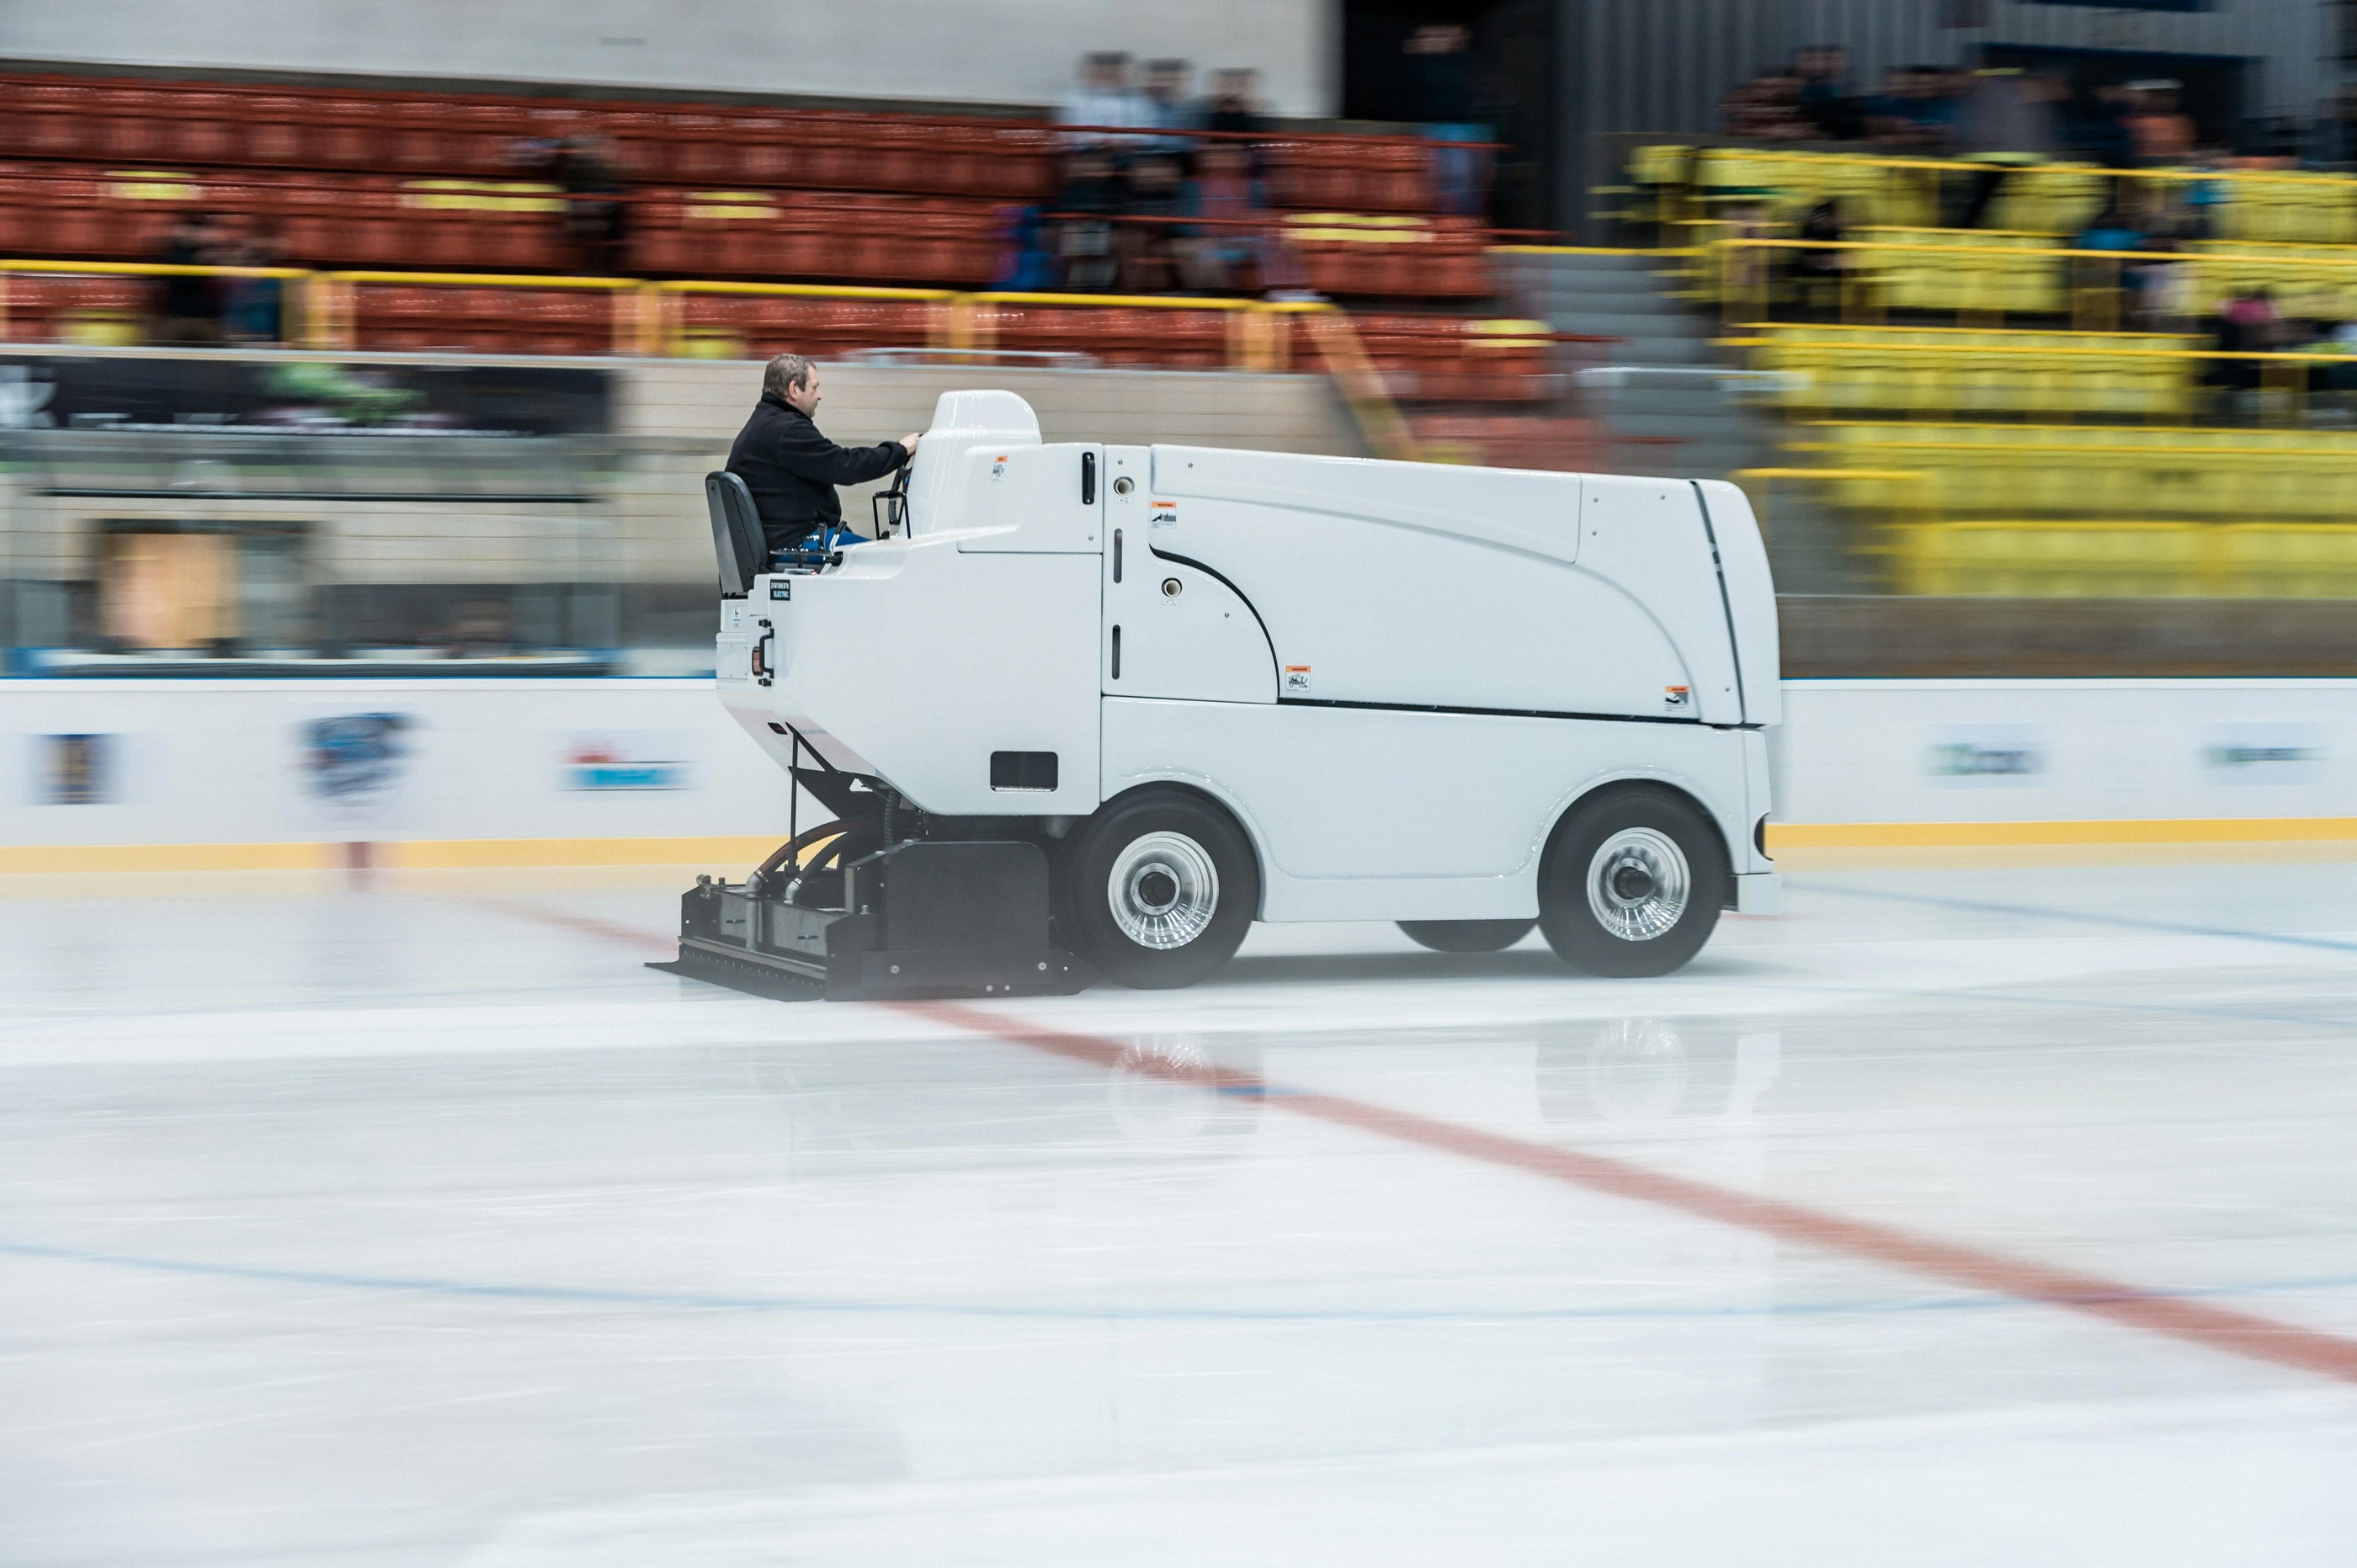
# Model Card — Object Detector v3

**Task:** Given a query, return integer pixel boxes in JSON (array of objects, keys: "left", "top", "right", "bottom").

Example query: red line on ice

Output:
[
  {"left": 907, "top": 998, "right": 2357, "bottom": 1388},
  {"left": 512, "top": 889, "right": 2357, "bottom": 1387}
]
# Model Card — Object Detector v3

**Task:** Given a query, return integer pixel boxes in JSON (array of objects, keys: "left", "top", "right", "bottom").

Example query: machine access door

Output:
[{"left": 1099, "top": 444, "right": 1275, "bottom": 704}]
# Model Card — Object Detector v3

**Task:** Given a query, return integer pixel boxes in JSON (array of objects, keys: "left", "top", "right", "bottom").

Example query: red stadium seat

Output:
[
  {"left": 0, "top": 169, "right": 44, "bottom": 256},
  {"left": 171, "top": 90, "right": 242, "bottom": 165},
  {"left": 16, "top": 82, "right": 98, "bottom": 160},
  {"left": 511, "top": 288, "right": 611, "bottom": 355},
  {"left": 311, "top": 96, "right": 383, "bottom": 171},
  {"left": 243, "top": 94, "right": 314, "bottom": 169},
  {"left": 665, "top": 112, "right": 737, "bottom": 186},
  {"left": 92, "top": 87, "right": 173, "bottom": 163}
]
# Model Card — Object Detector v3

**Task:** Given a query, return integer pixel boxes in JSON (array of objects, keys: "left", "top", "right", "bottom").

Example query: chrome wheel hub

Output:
[
  {"left": 1586, "top": 827, "right": 1689, "bottom": 942},
  {"left": 1108, "top": 832, "right": 1219, "bottom": 950}
]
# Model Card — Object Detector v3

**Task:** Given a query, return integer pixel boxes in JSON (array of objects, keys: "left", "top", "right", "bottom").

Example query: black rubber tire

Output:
[
  {"left": 1397, "top": 918, "right": 1536, "bottom": 953},
  {"left": 1059, "top": 788, "right": 1258, "bottom": 989},
  {"left": 1536, "top": 786, "right": 1727, "bottom": 978}
]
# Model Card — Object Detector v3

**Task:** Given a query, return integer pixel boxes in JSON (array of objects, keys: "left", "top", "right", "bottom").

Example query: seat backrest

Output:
[{"left": 705, "top": 470, "right": 763, "bottom": 597}]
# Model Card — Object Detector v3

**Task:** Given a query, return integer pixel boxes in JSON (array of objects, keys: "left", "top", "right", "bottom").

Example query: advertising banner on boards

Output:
[{"left": 0, "top": 356, "right": 609, "bottom": 439}]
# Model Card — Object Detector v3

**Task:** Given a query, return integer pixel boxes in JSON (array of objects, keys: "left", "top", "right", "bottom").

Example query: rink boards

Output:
[{"left": 1, "top": 676, "right": 2354, "bottom": 868}]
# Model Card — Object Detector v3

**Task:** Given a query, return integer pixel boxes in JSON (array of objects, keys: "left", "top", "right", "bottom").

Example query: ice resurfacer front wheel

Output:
[
  {"left": 1061, "top": 788, "right": 1258, "bottom": 990},
  {"left": 1537, "top": 786, "right": 1727, "bottom": 978}
]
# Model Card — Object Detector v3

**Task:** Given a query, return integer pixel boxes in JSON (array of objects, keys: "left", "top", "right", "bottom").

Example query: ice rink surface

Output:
[{"left": 3, "top": 857, "right": 2356, "bottom": 1565}]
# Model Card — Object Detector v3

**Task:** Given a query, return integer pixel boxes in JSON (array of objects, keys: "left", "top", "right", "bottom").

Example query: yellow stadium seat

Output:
[
  {"left": 2222, "top": 524, "right": 2357, "bottom": 597},
  {"left": 1888, "top": 518, "right": 2357, "bottom": 598},
  {"left": 1746, "top": 326, "right": 2200, "bottom": 419},
  {"left": 1815, "top": 422, "right": 2357, "bottom": 525},
  {"left": 1630, "top": 145, "right": 1690, "bottom": 187}
]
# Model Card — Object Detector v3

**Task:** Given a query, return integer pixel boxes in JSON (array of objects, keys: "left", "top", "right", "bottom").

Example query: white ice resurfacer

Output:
[{"left": 662, "top": 390, "right": 1779, "bottom": 1000}]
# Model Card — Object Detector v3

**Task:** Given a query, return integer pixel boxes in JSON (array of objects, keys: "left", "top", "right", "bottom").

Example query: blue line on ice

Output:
[{"left": 2, "top": 1236, "right": 2350, "bottom": 1324}]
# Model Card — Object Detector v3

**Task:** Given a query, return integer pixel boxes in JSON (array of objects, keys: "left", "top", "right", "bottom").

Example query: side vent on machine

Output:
[{"left": 990, "top": 752, "right": 1059, "bottom": 791}]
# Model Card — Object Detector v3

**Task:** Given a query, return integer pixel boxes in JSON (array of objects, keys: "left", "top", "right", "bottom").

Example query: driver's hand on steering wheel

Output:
[{"left": 900, "top": 433, "right": 920, "bottom": 456}]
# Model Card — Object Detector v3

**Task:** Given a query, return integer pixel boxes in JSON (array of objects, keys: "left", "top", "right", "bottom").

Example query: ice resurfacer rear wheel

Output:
[
  {"left": 1061, "top": 788, "right": 1258, "bottom": 989},
  {"left": 1537, "top": 786, "right": 1727, "bottom": 978}
]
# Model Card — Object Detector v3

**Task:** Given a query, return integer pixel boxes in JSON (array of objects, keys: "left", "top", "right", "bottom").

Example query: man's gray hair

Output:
[{"left": 763, "top": 353, "right": 815, "bottom": 401}]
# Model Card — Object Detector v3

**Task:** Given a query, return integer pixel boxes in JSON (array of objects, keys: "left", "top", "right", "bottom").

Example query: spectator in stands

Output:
[
  {"left": 1865, "top": 66, "right": 1939, "bottom": 148},
  {"left": 1952, "top": 69, "right": 2063, "bottom": 228},
  {"left": 726, "top": 353, "right": 918, "bottom": 560},
  {"left": 2075, "top": 82, "right": 2136, "bottom": 168},
  {"left": 2204, "top": 288, "right": 2281, "bottom": 412},
  {"left": 2125, "top": 82, "right": 2196, "bottom": 167},
  {"left": 2297, "top": 318, "right": 2357, "bottom": 409},
  {"left": 1054, "top": 147, "right": 1125, "bottom": 290},
  {"left": 1794, "top": 45, "right": 1861, "bottom": 141},
  {"left": 1720, "top": 69, "right": 1810, "bottom": 142},
  {"left": 1788, "top": 199, "right": 1847, "bottom": 316},
  {"left": 2132, "top": 236, "right": 2194, "bottom": 332},
  {"left": 152, "top": 210, "right": 226, "bottom": 345},
  {"left": 2077, "top": 199, "right": 2143, "bottom": 252},
  {"left": 1911, "top": 66, "right": 1964, "bottom": 149},
  {"left": 1406, "top": 24, "right": 1491, "bottom": 217},
  {"left": 556, "top": 136, "right": 629, "bottom": 274},
  {"left": 990, "top": 204, "right": 1059, "bottom": 290},
  {"left": 2074, "top": 200, "right": 2147, "bottom": 327},
  {"left": 1197, "top": 68, "right": 1267, "bottom": 140},
  {"left": 223, "top": 217, "right": 287, "bottom": 344},
  {"left": 1175, "top": 141, "right": 1300, "bottom": 295},
  {"left": 1119, "top": 151, "right": 1188, "bottom": 291},
  {"left": 2180, "top": 152, "right": 2230, "bottom": 239},
  {"left": 1057, "top": 52, "right": 1147, "bottom": 150},
  {"left": 1140, "top": 59, "right": 1199, "bottom": 151}
]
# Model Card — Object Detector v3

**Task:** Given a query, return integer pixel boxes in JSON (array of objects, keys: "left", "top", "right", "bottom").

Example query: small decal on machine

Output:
[
  {"left": 769, "top": 579, "right": 790, "bottom": 600},
  {"left": 1663, "top": 685, "right": 1690, "bottom": 709},
  {"left": 1283, "top": 664, "right": 1312, "bottom": 694},
  {"left": 1149, "top": 501, "right": 1178, "bottom": 527},
  {"left": 991, "top": 454, "right": 1008, "bottom": 479}
]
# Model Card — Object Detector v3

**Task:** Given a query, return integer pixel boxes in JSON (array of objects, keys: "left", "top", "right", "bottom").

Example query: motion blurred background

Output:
[
  {"left": 3, "top": 0, "right": 2355, "bottom": 858},
  {"left": 7, "top": 10, "right": 2357, "bottom": 1563}
]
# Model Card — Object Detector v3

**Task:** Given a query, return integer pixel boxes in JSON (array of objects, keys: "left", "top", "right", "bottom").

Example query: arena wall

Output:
[
  {"left": 4, "top": 678, "right": 2352, "bottom": 870},
  {"left": 0, "top": 0, "right": 1337, "bottom": 115}
]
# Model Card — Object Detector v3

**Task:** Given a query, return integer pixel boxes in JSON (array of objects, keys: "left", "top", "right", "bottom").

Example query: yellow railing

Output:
[
  {"left": 0, "top": 258, "right": 316, "bottom": 345},
  {"left": 312, "top": 268, "right": 652, "bottom": 354}
]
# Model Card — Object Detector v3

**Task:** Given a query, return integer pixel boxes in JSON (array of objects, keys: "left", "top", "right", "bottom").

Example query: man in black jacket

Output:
[{"left": 726, "top": 354, "right": 920, "bottom": 558}]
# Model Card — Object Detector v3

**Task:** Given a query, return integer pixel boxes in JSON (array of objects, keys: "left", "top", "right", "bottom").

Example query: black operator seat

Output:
[{"left": 705, "top": 470, "right": 765, "bottom": 598}]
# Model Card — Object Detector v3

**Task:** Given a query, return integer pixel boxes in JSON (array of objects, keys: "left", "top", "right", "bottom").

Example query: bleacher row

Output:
[
  {"left": 1710, "top": 227, "right": 2357, "bottom": 323},
  {"left": 1800, "top": 423, "right": 2357, "bottom": 597},
  {"left": 0, "top": 164, "right": 1494, "bottom": 299},
  {"left": 0, "top": 72, "right": 1444, "bottom": 211},
  {"left": 1745, "top": 326, "right": 2280, "bottom": 421},
  {"left": 1640, "top": 145, "right": 2357, "bottom": 246},
  {"left": 1, "top": 273, "right": 1560, "bottom": 402},
  {"left": 1628, "top": 145, "right": 2357, "bottom": 598},
  {"left": 1812, "top": 423, "right": 2357, "bottom": 521},
  {"left": 1889, "top": 522, "right": 2357, "bottom": 599}
]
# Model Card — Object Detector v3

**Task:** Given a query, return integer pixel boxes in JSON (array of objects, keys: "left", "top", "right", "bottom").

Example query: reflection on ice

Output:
[{"left": 2, "top": 864, "right": 2355, "bottom": 1565}]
